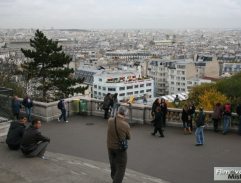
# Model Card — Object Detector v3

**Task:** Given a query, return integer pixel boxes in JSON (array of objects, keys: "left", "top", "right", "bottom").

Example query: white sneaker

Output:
[
  {"left": 65, "top": 121, "right": 68, "bottom": 123},
  {"left": 57, "top": 118, "right": 60, "bottom": 122},
  {"left": 40, "top": 156, "right": 47, "bottom": 160}
]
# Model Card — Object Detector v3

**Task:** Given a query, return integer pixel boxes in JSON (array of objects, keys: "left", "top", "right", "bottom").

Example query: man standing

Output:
[
  {"left": 195, "top": 107, "right": 206, "bottom": 146},
  {"left": 6, "top": 116, "right": 27, "bottom": 150},
  {"left": 236, "top": 103, "right": 241, "bottom": 135},
  {"left": 11, "top": 96, "right": 22, "bottom": 120},
  {"left": 223, "top": 102, "right": 232, "bottom": 135},
  {"left": 57, "top": 99, "right": 68, "bottom": 123},
  {"left": 22, "top": 95, "right": 33, "bottom": 122},
  {"left": 107, "top": 106, "right": 131, "bottom": 183},
  {"left": 21, "top": 119, "right": 50, "bottom": 159}
]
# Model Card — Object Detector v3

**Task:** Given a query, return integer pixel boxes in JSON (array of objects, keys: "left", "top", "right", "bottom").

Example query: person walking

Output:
[
  {"left": 236, "top": 103, "right": 241, "bottom": 135},
  {"left": 151, "top": 98, "right": 160, "bottom": 119},
  {"left": 222, "top": 102, "right": 232, "bottom": 135},
  {"left": 20, "top": 119, "right": 50, "bottom": 159},
  {"left": 22, "top": 95, "right": 33, "bottom": 122},
  {"left": 103, "top": 93, "right": 112, "bottom": 119},
  {"left": 107, "top": 106, "right": 131, "bottom": 183},
  {"left": 11, "top": 96, "right": 22, "bottom": 120},
  {"left": 6, "top": 116, "right": 27, "bottom": 150},
  {"left": 182, "top": 104, "right": 191, "bottom": 134},
  {"left": 160, "top": 98, "right": 168, "bottom": 128},
  {"left": 151, "top": 107, "right": 164, "bottom": 137},
  {"left": 212, "top": 103, "right": 223, "bottom": 132},
  {"left": 111, "top": 93, "right": 119, "bottom": 117},
  {"left": 57, "top": 99, "right": 68, "bottom": 123},
  {"left": 195, "top": 107, "right": 206, "bottom": 146}
]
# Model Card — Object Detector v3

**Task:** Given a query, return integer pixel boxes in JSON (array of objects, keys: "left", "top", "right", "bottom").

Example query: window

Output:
[
  {"left": 98, "top": 92, "right": 101, "bottom": 95},
  {"left": 94, "top": 85, "right": 97, "bottom": 89},
  {"left": 119, "top": 93, "right": 125, "bottom": 96},
  {"left": 102, "top": 87, "right": 106, "bottom": 91},
  {"left": 127, "top": 86, "right": 133, "bottom": 89},
  {"left": 98, "top": 86, "right": 101, "bottom": 90},
  {"left": 140, "top": 84, "right": 144, "bottom": 87},
  {"left": 140, "top": 90, "right": 144, "bottom": 93},
  {"left": 134, "top": 85, "right": 139, "bottom": 88},
  {"left": 99, "top": 78, "right": 102, "bottom": 82},
  {"left": 146, "top": 89, "right": 151, "bottom": 92},
  {"left": 94, "top": 91, "right": 97, "bottom": 95},
  {"left": 119, "top": 87, "right": 125, "bottom": 91},
  {"left": 146, "top": 83, "right": 152, "bottom": 87},
  {"left": 108, "top": 88, "right": 116, "bottom": 91},
  {"left": 127, "top": 92, "right": 133, "bottom": 95},
  {"left": 134, "top": 91, "right": 138, "bottom": 94}
]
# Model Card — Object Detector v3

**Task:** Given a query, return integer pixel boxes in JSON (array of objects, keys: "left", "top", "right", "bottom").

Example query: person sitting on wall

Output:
[{"left": 6, "top": 116, "right": 27, "bottom": 150}]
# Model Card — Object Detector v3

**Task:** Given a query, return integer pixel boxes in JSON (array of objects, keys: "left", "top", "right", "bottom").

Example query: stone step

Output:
[{"left": 0, "top": 144, "right": 170, "bottom": 183}]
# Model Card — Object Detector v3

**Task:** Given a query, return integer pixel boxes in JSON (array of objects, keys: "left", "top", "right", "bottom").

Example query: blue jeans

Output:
[
  {"left": 238, "top": 116, "right": 241, "bottom": 135},
  {"left": 223, "top": 115, "right": 231, "bottom": 134},
  {"left": 59, "top": 109, "right": 67, "bottom": 121},
  {"left": 195, "top": 127, "right": 204, "bottom": 145},
  {"left": 25, "top": 107, "right": 32, "bottom": 122}
]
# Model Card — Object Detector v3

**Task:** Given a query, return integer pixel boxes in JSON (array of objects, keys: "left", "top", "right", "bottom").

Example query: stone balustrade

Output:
[
  {"left": 18, "top": 96, "right": 240, "bottom": 131},
  {"left": 1, "top": 95, "right": 236, "bottom": 131}
]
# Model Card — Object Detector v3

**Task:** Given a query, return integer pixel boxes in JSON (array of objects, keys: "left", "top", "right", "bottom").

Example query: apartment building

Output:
[{"left": 93, "top": 71, "right": 154, "bottom": 101}]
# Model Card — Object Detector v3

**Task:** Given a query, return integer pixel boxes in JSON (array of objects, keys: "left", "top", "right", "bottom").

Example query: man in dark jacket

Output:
[
  {"left": 11, "top": 96, "right": 21, "bottom": 120},
  {"left": 151, "top": 107, "right": 164, "bottom": 137},
  {"left": 21, "top": 119, "right": 50, "bottom": 159},
  {"left": 236, "top": 103, "right": 241, "bottom": 135},
  {"left": 103, "top": 93, "right": 112, "bottom": 119},
  {"left": 195, "top": 107, "right": 205, "bottom": 146},
  {"left": 6, "top": 116, "right": 27, "bottom": 150},
  {"left": 22, "top": 95, "right": 33, "bottom": 122}
]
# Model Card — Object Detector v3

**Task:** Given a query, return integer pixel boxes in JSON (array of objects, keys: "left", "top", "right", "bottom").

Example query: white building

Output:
[{"left": 93, "top": 71, "right": 154, "bottom": 101}]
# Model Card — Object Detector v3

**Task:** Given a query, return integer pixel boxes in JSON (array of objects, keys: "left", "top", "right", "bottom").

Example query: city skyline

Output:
[{"left": 1, "top": 0, "right": 241, "bottom": 29}]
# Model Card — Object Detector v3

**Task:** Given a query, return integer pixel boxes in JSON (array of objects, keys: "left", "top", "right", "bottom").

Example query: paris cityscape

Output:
[{"left": 1, "top": 0, "right": 241, "bottom": 183}]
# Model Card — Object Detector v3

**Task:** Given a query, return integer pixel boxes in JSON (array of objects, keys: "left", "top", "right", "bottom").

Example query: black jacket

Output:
[
  {"left": 21, "top": 126, "right": 50, "bottom": 154},
  {"left": 196, "top": 111, "right": 205, "bottom": 127},
  {"left": 154, "top": 112, "right": 163, "bottom": 128},
  {"left": 22, "top": 97, "right": 33, "bottom": 108},
  {"left": 6, "top": 121, "right": 25, "bottom": 147}
]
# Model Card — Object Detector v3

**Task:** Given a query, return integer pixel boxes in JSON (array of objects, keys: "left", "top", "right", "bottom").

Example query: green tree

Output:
[
  {"left": 188, "top": 83, "right": 215, "bottom": 106},
  {"left": 21, "top": 30, "right": 86, "bottom": 102}
]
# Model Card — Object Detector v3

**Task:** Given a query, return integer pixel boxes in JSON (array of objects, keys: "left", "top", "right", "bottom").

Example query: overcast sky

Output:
[{"left": 1, "top": 0, "right": 241, "bottom": 29}]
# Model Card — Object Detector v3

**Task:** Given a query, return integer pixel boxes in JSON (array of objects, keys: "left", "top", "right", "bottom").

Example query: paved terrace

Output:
[{"left": 32, "top": 115, "right": 241, "bottom": 183}]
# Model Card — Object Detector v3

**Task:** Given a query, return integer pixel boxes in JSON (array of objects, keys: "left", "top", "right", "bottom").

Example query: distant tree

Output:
[
  {"left": 198, "top": 88, "right": 227, "bottom": 110},
  {"left": 188, "top": 83, "right": 215, "bottom": 106},
  {"left": 0, "top": 55, "right": 25, "bottom": 97},
  {"left": 21, "top": 30, "right": 87, "bottom": 102}
]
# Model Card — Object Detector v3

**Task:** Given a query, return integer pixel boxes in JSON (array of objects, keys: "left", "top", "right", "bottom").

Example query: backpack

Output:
[
  {"left": 57, "top": 101, "right": 62, "bottom": 109},
  {"left": 224, "top": 104, "right": 231, "bottom": 113}
]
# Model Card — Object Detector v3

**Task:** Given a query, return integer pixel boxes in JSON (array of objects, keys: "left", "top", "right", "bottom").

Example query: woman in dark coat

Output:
[
  {"left": 160, "top": 98, "right": 168, "bottom": 127},
  {"left": 151, "top": 98, "right": 160, "bottom": 118},
  {"left": 151, "top": 107, "right": 164, "bottom": 137},
  {"left": 212, "top": 102, "right": 223, "bottom": 132},
  {"left": 182, "top": 104, "right": 191, "bottom": 134}
]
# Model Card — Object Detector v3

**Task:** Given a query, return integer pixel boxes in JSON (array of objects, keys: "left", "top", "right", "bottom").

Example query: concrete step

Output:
[{"left": 0, "top": 144, "right": 170, "bottom": 183}]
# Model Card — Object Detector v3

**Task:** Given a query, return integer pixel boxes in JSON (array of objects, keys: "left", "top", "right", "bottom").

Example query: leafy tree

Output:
[
  {"left": 188, "top": 83, "right": 215, "bottom": 106},
  {"left": 21, "top": 30, "right": 87, "bottom": 102},
  {"left": 198, "top": 88, "right": 227, "bottom": 110}
]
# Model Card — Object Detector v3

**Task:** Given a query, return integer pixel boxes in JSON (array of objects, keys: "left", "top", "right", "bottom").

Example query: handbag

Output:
[{"left": 114, "top": 117, "right": 128, "bottom": 151}]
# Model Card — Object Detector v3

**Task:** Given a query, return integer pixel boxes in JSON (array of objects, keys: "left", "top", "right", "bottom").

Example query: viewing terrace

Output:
[{"left": 0, "top": 96, "right": 240, "bottom": 183}]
